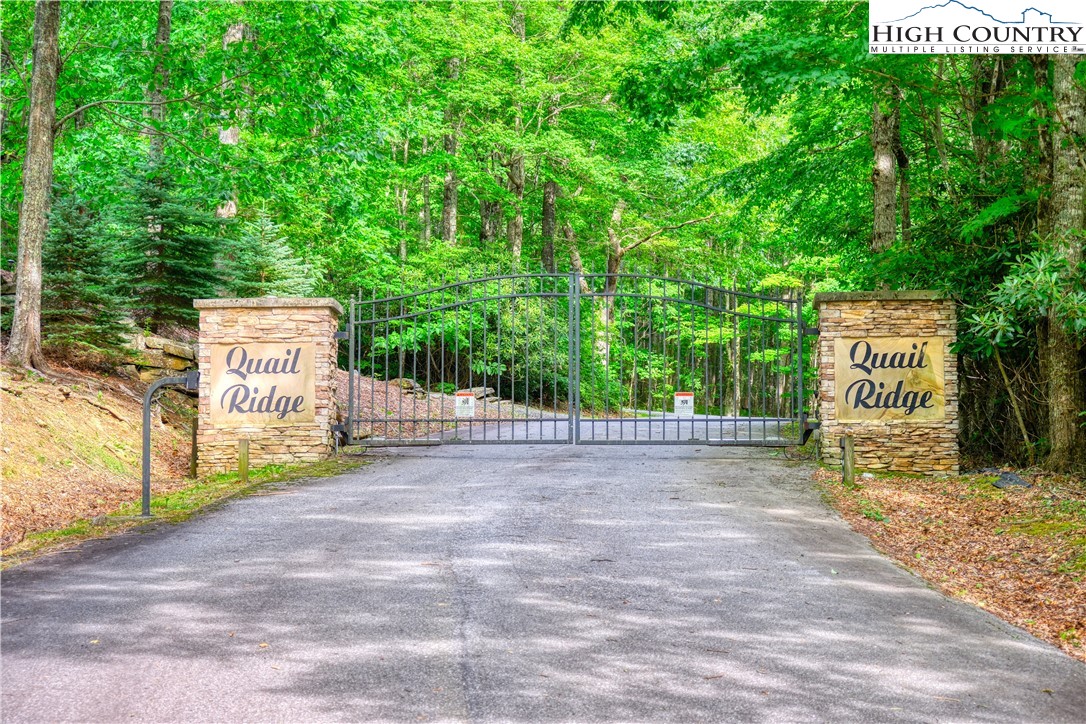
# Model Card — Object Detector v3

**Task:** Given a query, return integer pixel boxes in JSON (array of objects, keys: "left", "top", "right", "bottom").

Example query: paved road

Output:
[{"left": 2, "top": 447, "right": 1083, "bottom": 722}]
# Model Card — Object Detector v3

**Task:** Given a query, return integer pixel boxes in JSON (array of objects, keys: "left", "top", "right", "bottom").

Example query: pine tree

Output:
[
  {"left": 121, "top": 159, "right": 224, "bottom": 332},
  {"left": 226, "top": 208, "right": 317, "bottom": 297},
  {"left": 41, "top": 193, "right": 133, "bottom": 361}
]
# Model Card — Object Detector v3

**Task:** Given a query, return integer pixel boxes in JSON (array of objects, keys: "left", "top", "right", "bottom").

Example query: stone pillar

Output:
[
  {"left": 195, "top": 298, "right": 343, "bottom": 476},
  {"left": 814, "top": 291, "right": 958, "bottom": 475}
]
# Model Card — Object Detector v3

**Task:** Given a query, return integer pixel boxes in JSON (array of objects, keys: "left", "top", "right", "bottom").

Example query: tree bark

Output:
[
  {"left": 507, "top": 153, "right": 524, "bottom": 260},
  {"left": 541, "top": 89, "right": 561, "bottom": 273},
  {"left": 419, "top": 136, "right": 431, "bottom": 246},
  {"left": 480, "top": 199, "right": 500, "bottom": 244},
  {"left": 1046, "top": 55, "right": 1085, "bottom": 470},
  {"left": 542, "top": 180, "right": 557, "bottom": 272},
  {"left": 216, "top": 20, "right": 247, "bottom": 219},
  {"left": 441, "top": 57, "right": 459, "bottom": 244},
  {"left": 148, "top": 0, "right": 173, "bottom": 160},
  {"left": 564, "top": 222, "right": 590, "bottom": 295},
  {"left": 1031, "top": 55, "right": 1054, "bottom": 237},
  {"left": 892, "top": 95, "right": 911, "bottom": 246},
  {"left": 8, "top": 0, "right": 61, "bottom": 370},
  {"left": 395, "top": 137, "right": 409, "bottom": 261},
  {"left": 931, "top": 57, "right": 956, "bottom": 200},
  {"left": 966, "top": 56, "right": 1007, "bottom": 178},
  {"left": 506, "top": 5, "right": 526, "bottom": 261},
  {"left": 870, "top": 84, "right": 899, "bottom": 252}
]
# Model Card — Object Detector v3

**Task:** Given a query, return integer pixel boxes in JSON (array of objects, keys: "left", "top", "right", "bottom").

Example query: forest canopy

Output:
[{"left": 1, "top": 1, "right": 1083, "bottom": 469}]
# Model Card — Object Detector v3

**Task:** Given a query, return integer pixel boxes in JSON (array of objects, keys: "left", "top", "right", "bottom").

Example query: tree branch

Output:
[
  {"left": 61, "top": 24, "right": 94, "bottom": 68},
  {"left": 1, "top": 38, "right": 30, "bottom": 95},
  {"left": 99, "top": 106, "right": 221, "bottom": 167},
  {"left": 621, "top": 213, "right": 717, "bottom": 255},
  {"left": 807, "top": 131, "right": 864, "bottom": 155},
  {"left": 53, "top": 68, "right": 254, "bottom": 133}
]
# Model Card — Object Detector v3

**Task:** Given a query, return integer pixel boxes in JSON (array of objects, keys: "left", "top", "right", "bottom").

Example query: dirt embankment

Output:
[{"left": 1, "top": 367, "right": 192, "bottom": 549}]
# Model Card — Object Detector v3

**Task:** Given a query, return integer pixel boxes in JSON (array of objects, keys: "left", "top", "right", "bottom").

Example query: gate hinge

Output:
[
  {"left": 803, "top": 326, "right": 819, "bottom": 336},
  {"left": 333, "top": 331, "right": 349, "bottom": 340},
  {"left": 331, "top": 423, "right": 346, "bottom": 433}
]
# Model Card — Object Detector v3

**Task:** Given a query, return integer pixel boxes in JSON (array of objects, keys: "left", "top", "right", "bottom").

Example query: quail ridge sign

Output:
[
  {"left": 209, "top": 342, "right": 316, "bottom": 425},
  {"left": 834, "top": 337, "right": 946, "bottom": 422}
]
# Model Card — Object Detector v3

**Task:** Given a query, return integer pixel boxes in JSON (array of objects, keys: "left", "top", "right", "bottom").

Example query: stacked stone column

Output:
[
  {"left": 814, "top": 291, "right": 958, "bottom": 475},
  {"left": 195, "top": 298, "right": 342, "bottom": 475}
]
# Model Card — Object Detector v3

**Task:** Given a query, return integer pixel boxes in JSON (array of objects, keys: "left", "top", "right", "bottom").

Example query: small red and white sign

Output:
[
  {"left": 674, "top": 392, "right": 694, "bottom": 418},
  {"left": 455, "top": 391, "right": 476, "bottom": 418}
]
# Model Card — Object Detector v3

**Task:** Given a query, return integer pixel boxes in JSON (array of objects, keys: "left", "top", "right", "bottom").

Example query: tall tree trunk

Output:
[
  {"left": 419, "top": 137, "right": 431, "bottom": 246},
  {"left": 395, "top": 137, "right": 410, "bottom": 261},
  {"left": 1031, "top": 55, "right": 1054, "bottom": 237},
  {"left": 8, "top": 0, "right": 61, "bottom": 370},
  {"left": 507, "top": 153, "right": 524, "bottom": 260},
  {"left": 480, "top": 199, "right": 500, "bottom": 244},
  {"left": 870, "top": 84, "right": 899, "bottom": 253},
  {"left": 479, "top": 150, "right": 502, "bottom": 243},
  {"left": 966, "top": 56, "right": 1007, "bottom": 179},
  {"left": 148, "top": 0, "right": 173, "bottom": 160},
  {"left": 541, "top": 180, "right": 557, "bottom": 272},
  {"left": 1046, "top": 55, "right": 1085, "bottom": 470},
  {"left": 541, "top": 90, "right": 561, "bottom": 273},
  {"left": 891, "top": 89, "right": 910, "bottom": 246},
  {"left": 584, "top": 200, "right": 626, "bottom": 360},
  {"left": 441, "top": 57, "right": 459, "bottom": 244},
  {"left": 564, "top": 222, "right": 590, "bottom": 295},
  {"left": 931, "top": 57, "right": 956, "bottom": 200},
  {"left": 217, "top": 20, "right": 247, "bottom": 218},
  {"left": 506, "top": 5, "right": 526, "bottom": 261}
]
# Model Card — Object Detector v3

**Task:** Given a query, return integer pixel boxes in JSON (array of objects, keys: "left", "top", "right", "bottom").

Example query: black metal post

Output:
[{"left": 142, "top": 370, "right": 200, "bottom": 517}]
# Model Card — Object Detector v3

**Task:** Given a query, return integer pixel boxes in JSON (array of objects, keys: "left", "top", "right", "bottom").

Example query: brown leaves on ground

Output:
[
  {"left": 816, "top": 468, "right": 1086, "bottom": 662},
  {"left": 333, "top": 370, "right": 551, "bottom": 440},
  {"left": 1, "top": 367, "right": 192, "bottom": 549}
]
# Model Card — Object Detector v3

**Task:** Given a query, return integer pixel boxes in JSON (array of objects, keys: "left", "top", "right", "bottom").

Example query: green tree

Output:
[
  {"left": 226, "top": 209, "right": 317, "bottom": 298},
  {"left": 41, "top": 192, "right": 132, "bottom": 361},
  {"left": 121, "top": 159, "right": 224, "bottom": 332}
]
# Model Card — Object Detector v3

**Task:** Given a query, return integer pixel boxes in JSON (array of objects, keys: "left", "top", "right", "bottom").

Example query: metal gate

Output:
[{"left": 345, "top": 273, "right": 812, "bottom": 447}]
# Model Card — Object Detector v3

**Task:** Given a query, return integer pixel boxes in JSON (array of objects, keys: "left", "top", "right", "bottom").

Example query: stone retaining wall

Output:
[
  {"left": 195, "top": 298, "right": 342, "bottom": 475},
  {"left": 814, "top": 291, "right": 959, "bottom": 475}
]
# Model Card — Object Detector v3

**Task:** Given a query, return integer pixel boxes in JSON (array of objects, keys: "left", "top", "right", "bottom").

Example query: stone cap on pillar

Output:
[
  {"left": 813, "top": 290, "right": 948, "bottom": 308},
  {"left": 194, "top": 297, "right": 344, "bottom": 316}
]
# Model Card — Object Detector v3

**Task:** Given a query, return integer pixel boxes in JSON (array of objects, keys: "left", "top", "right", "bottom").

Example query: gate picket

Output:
[{"left": 347, "top": 273, "right": 808, "bottom": 447}]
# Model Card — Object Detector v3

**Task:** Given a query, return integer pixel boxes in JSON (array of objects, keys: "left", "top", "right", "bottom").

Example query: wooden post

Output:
[
  {"left": 842, "top": 434, "right": 856, "bottom": 487},
  {"left": 239, "top": 439, "right": 249, "bottom": 484},
  {"left": 189, "top": 418, "right": 198, "bottom": 479}
]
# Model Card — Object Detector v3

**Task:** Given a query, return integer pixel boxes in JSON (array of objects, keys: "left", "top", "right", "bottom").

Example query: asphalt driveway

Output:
[{"left": 2, "top": 446, "right": 1083, "bottom": 722}]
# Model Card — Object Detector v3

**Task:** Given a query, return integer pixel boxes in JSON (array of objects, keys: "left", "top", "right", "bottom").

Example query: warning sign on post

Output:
[
  {"left": 455, "top": 391, "right": 476, "bottom": 418},
  {"left": 674, "top": 392, "right": 694, "bottom": 418}
]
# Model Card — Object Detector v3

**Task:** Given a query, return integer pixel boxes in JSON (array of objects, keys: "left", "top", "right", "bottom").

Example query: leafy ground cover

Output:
[
  {"left": 817, "top": 468, "right": 1086, "bottom": 663},
  {"left": 1, "top": 366, "right": 193, "bottom": 549},
  {"left": 2, "top": 458, "right": 364, "bottom": 570},
  {"left": 1, "top": 367, "right": 364, "bottom": 567}
]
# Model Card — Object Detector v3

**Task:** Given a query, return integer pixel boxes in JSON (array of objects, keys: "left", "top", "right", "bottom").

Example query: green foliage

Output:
[
  {"left": 225, "top": 208, "right": 317, "bottom": 298},
  {"left": 41, "top": 193, "right": 133, "bottom": 361},
  {"left": 0, "top": 1, "right": 1080, "bottom": 464},
  {"left": 120, "top": 159, "right": 225, "bottom": 332},
  {"left": 965, "top": 248, "right": 1086, "bottom": 354}
]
